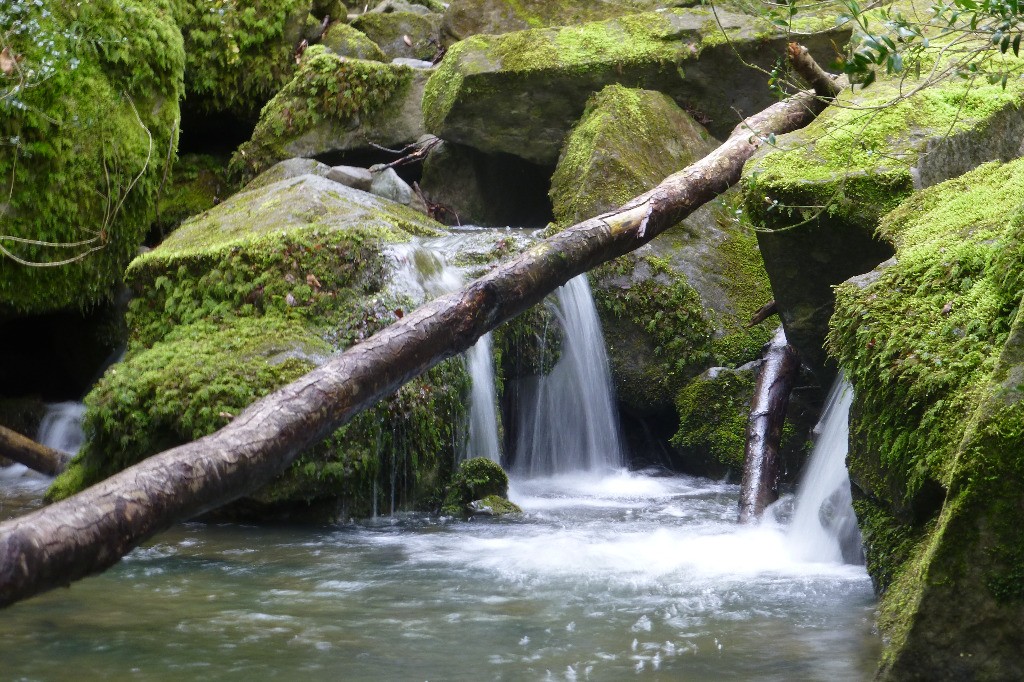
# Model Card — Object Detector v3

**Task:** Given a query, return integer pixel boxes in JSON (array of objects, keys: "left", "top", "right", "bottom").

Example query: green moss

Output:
[
  {"left": 671, "top": 370, "right": 754, "bottom": 470},
  {"left": 422, "top": 9, "right": 719, "bottom": 132},
  {"left": 154, "top": 153, "right": 230, "bottom": 238},
  {"left": 830, "top": 160, "right": 1024, "bottom": 507},
  {"left": 744, "top": 69, "right": 1024, "bottom": 232},
  {"left": 50, "top": 316, "right": 469, "bottom": 516},
  {"left": 230, "top": 46, "right": 412, "bottom": 182},
  {"left": 350, "top": 11, "right": 440, "bottom": 61},
  {"left": 441, "top": 457, "right": 510, "bottom": 515},
  {"left": 550, "top": 84, "right": 712, "bottom": 224},
  {"left": 320, "top": 22, "right": 387, "bottom": 61},
  {"left": 0, "top": 0, "right": 184, "bottom": 317},
  {"left": 169, "top": 0, "right": 309, "bottom": 118}
]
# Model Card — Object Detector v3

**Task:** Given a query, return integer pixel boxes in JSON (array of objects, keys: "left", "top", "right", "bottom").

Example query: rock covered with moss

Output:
[
  {"left": 49, "top": 169, "right": 471, "bottom": 518},
  {"left": 441, "top": 457, "right": 520, "bottom": 516},
  {"left": 230, "top": 46, "right": 426, "bottom": 183},
  {"left": 828, "top": 159, "right": 1024, "bottom": 678},
  {"left": 547, "top": 86, "right": 772, "bottom": 420},
  {"left": 321, "top": 22, "right": 388, "bottom": 61},
  {"left": 0, "top": 0, "right": 184, "bottom": 317},
  {"left": 441, "top": 0, "right": 669, "bottom": 40},
  {"left": 169, "top": 0, "right": 317, "bottom": 120},
  {"left": 350, "top": 11, "right": 442, "bottom": 61},
  {"left": 422, "top": 8, "right": 842, "bottom": 165},
  {"left": 743, "top": 73, "right": 1024, "bottom": 376},
  {"left": 153, "top": 153, "right": 231, "bottom": 237}
]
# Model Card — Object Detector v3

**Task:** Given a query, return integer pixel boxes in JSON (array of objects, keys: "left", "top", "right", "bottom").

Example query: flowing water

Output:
[
  {"left": 513, "top": 275, "right": 624, "bottom": 476},
  {"left": 0, "top": 471, "right": 879, "bottom": 681},
  {"left": 786, "top": 378, "right": 863, "bottom": 564},
  {"left": 0, "top": 247, "right": 879, "bottom": 680}
]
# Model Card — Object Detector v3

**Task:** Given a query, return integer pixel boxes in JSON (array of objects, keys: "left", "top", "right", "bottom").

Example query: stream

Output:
[{"left": 0, "top": 469, "right": 879, "bottom": 681}]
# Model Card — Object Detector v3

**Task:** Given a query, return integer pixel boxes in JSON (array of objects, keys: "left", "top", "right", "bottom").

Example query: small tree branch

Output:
[
  {"left": 787, "top": 42, "right": 842, "bottom": 99},
  {"left": 0, "top": 425, "right": 68, "bottom": 477}
]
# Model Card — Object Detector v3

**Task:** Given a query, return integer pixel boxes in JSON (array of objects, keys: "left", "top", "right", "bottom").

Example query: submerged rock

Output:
[
  {"left": 744, "top": 71, "right": 1024, "bottom": 377},
  {"left": 423, "top": 8, "right": 843, "bottom": 165},
  {"left": 231, "top": 46, "right": 427, "bottom": 182},
  {"left": 829, "top": 159, "right": 1024, "bottom": 678},
  {"left": 0, "top": 0, "right": 183, "bottom": 317}
]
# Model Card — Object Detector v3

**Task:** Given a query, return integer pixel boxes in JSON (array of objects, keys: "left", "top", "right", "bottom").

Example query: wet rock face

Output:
[{"left": 422, "top": 8, "right": 845, "bottom": 166}]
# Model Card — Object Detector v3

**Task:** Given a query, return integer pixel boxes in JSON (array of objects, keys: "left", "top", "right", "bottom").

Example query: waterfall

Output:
[
  {"left": 465, "top": 333, "right": 501, "bottom": 461},
  {"left": 36, "top": 402, "right": 86, "bottom": 456},
  {"left": 513, "top": 275, "right": 624, "bottom": 476},
  {"left": 787, "top": 377, "right": 863, "bottom": 564},
  {"left": 389, "top": 241, "right": 502, "bottom": 463}
]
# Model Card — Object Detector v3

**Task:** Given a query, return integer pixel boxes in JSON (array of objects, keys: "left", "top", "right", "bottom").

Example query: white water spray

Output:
[
  {"left": 389, "top": 240, "right": 502, "bottom": 462},
  {"left": 37, "top": 401, "right": 86, "bottom": 456},
  {"left": 787, "top": 377, "right": 863, "bottom": 564},
  {"left": 513, "top": 275, "right": 623, "bottom": 476}
]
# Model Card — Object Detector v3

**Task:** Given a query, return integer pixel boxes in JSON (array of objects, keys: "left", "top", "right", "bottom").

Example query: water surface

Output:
[{"left": 0, "top": 470, "right": 879, "bottom": 681}]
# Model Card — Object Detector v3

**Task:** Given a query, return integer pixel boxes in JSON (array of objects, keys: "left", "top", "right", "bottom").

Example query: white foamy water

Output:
[{"left": 0, "top": 468, "right": 878, "bottom": 681}]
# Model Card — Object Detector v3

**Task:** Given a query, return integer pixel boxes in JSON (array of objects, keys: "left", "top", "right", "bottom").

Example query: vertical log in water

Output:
[
  {"left": 739, "top": 327, "right": 799, "bottom": 523},
  {"left": 513, "top": 275, "right": 623, "bottom": 476}
]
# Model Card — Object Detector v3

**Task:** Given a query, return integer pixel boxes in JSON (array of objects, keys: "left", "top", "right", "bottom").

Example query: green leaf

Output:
[{"left": 1013, "top": 33, "right": 1021, "bottom": 56}]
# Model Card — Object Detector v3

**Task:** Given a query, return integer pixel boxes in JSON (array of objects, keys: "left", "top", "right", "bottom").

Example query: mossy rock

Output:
[
  {"left": 441, "top": 457, "right": 516, "bottom": 515},
  {"left": 589, "top": 192, "right": 774, "bottom": 418},
  {"left": 671, "top": 366, "right": 754, "bottom": 473},
  {"left": 550, "top": 84, "right": 715, "bottom": 224},
  {"left": 423, "top": 8, "right": 844, "bottom": 165},
  {"left": 549, "top": 84, "right": 770, "bottom": 417},
  {"left": 0, "top": 0, "right": 184, "bottom": 317},
  {"left": 744, "top": 70, "right": 1024, "bottom": 377},
  {"left": 169, "top": 0, "right": 313, "bottom": 120},
  {"left": 230, "top": 46, "right": 425, "bottom": 183},
  {"left": 828, "top": 159, "right": 1024, "bottom": 678},
  {"left": 321, "top": 22, "right": 388, "bottom": 61},
  {"left": 350, "top": 11, "right": 442, "bottom": 61},
  {"left": 49, "top": 168, "right": 473, "bottom": 517},
  {"left": 441, "top": 0, "right": 672, "bottom": 40}
]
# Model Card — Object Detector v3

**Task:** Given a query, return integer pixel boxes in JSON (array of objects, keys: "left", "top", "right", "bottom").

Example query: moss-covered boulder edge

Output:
[
  {"left": 48, "top": 170, "right": 472, "bottom": 520},
  {"left": 829, "top": 159, "right": 1024, "bottom": 678},
  {"left": 0, "top": 0, "right": 184, "bottom": 317}
]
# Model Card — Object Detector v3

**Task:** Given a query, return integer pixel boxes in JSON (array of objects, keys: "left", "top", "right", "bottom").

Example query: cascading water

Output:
[
  {"left": 389, "top": 238, "right": 502, "bottom": 463},
  {"left": 786, "top": 377, "right": 864, "bottom": 564},
  {"left": 37, "top": 401, "right": 86, "bottom": 456},
  {"left": 513, "top": 274, "right": 624, "bottom": 476}
]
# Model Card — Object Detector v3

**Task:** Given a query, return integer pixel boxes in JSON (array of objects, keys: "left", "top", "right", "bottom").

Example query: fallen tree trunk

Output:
[
  {"left": 0, "top": 425, "right": 68, "bottom": 477},
  {"left": 738, "top": 326, "right": 800, "bottom": 523},
  {"left": 0, "top": 57, "right": 838, "bottom": 608}
]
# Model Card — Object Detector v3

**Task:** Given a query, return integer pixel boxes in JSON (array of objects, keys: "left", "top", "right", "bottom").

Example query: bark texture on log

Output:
[
  {"left": 0, "top": 425, "right": 68, "bottom": 477},
  {"left": 0, "top": 77, "right": 835, "bottom": 608},
  {"left": 738, "top": 326, "right": 800, "bottom": 523}
]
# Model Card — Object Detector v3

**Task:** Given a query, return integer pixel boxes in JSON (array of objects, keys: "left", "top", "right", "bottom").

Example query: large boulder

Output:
[
  {"left": 744, "top": 74, "right": 1024, "bottom": 377},
  {"left": 422, "top": 8, "right": 844, "bottom": 166},
  {"left": 549, "top": 85, "right": 772, "bottom": 423},
  {"left": 321, "top": 22, "right": 389, "bottom": 61},
  {"left": 0, "top": 0, "right": 184, "bottom": 318},
  {"left": 48, "top": 169, "right": 469, "bottom": 519},
  {"left": 829, "top": 159, "right": 1024, "bottom": 678},
  {"left": 230, "top": 46, "right": 427, "bottom": 182}
]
